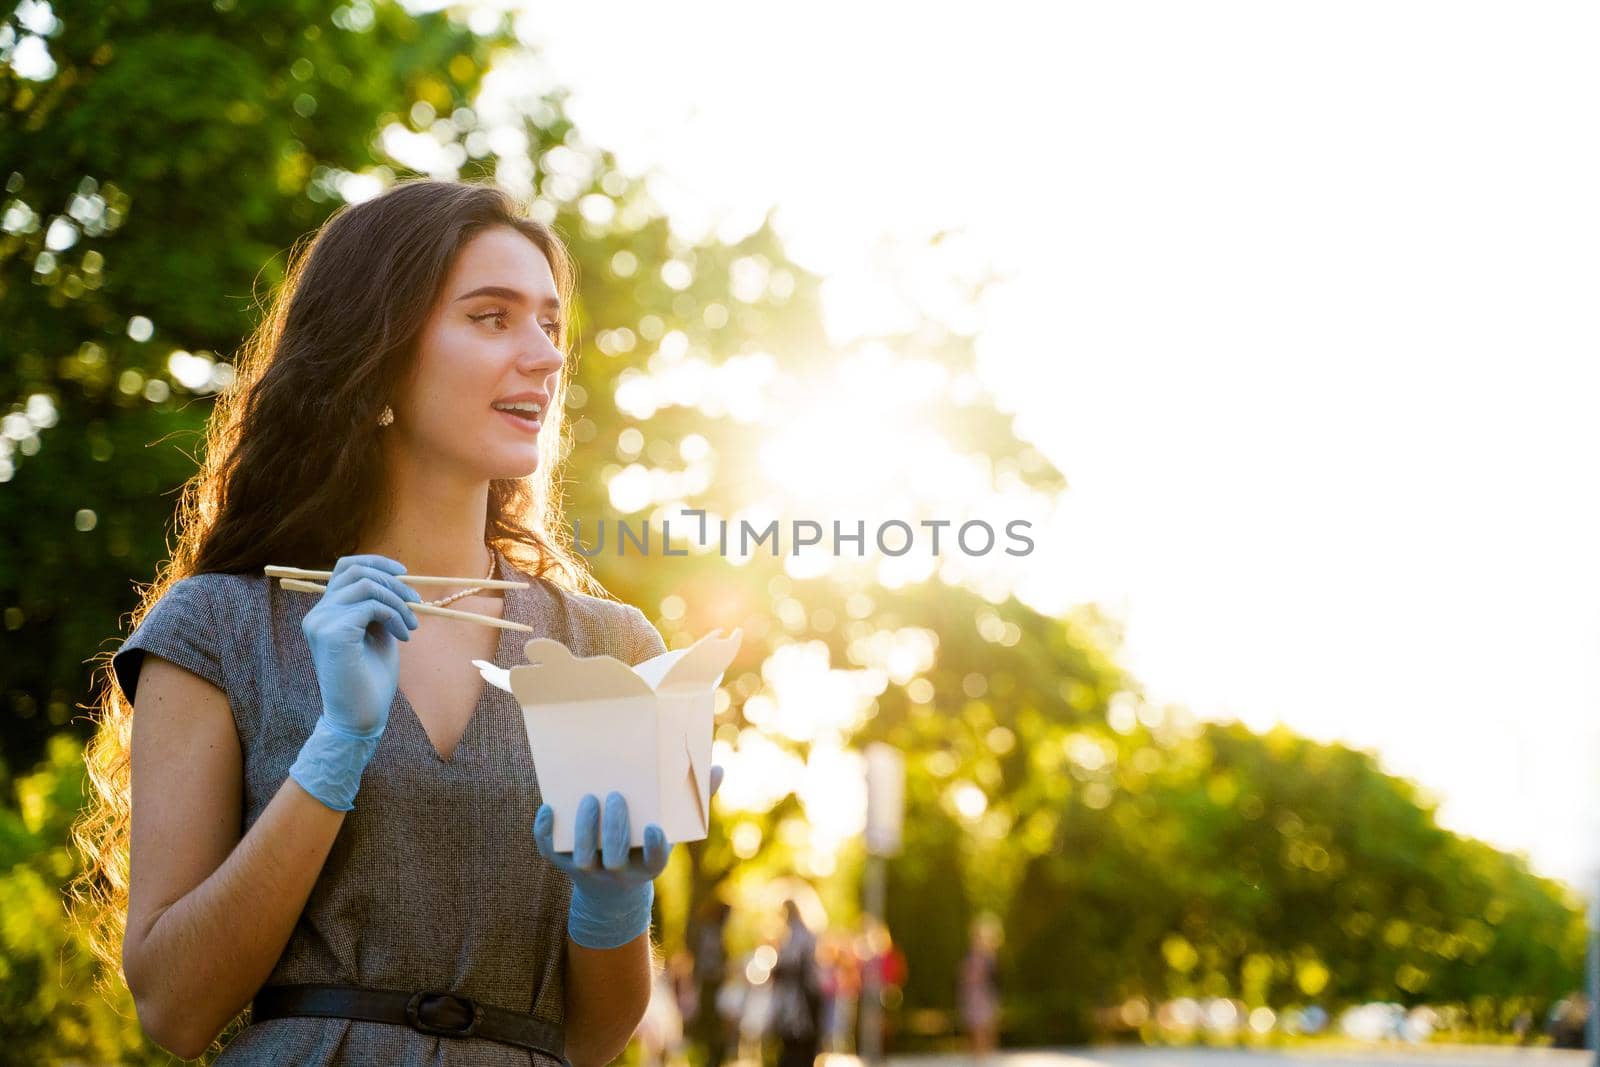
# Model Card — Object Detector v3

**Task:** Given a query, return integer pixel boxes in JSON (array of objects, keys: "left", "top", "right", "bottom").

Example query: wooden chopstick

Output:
[
  {"left": 265, "top": 564, "right": 529, "bottom": 591},
  {"left": 276, "top": 577, "right": 535, "bottom": 633}
]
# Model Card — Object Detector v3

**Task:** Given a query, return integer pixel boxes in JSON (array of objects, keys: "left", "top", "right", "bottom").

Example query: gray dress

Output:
[{"left": 111, "top": 547, "right": 667, "bottom": 1065}]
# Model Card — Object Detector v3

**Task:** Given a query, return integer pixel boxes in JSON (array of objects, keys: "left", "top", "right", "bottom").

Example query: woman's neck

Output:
[{"left": 360, "top": 451, "right": 494, "bottom": 580}]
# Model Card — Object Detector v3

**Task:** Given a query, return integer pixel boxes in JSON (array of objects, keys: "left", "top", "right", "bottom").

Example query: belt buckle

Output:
[{"left": 405, "top": 990, "right": 482, "bottom": 1038}]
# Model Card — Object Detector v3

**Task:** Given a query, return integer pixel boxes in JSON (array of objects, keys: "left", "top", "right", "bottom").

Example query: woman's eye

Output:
[{"left": 469, "top": 309, "right": 561, "bottom": 340}]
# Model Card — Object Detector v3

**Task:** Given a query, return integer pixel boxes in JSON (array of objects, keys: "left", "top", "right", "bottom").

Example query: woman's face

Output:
[{"left": 392, "top": 224, "right": 565, "bottom": 480}]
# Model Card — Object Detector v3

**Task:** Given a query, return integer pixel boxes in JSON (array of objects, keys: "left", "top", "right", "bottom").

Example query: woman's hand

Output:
[
  {"left": 289, "top": 553, "right": 421, "bottom": 811},
  {"left": 534, "top": 765, "right": 725, "bottom": 949},
  {"left": 299, "top": 554, "right": 421, "bottom": 737}
]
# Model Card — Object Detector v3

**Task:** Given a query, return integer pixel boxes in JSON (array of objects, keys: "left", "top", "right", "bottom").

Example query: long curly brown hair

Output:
[{"left": 69, "top": 177, "right": 606, "bottom": 987}]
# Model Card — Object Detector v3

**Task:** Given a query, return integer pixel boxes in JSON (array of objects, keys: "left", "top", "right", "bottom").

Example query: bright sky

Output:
[{"left": 501, "top": 1, "right": 1600, "bottom": 890}]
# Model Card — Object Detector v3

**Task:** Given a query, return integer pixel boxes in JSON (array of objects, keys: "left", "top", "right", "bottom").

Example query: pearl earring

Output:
[{"left": 377, "top": 405, "right": 395, "bottom": 427}]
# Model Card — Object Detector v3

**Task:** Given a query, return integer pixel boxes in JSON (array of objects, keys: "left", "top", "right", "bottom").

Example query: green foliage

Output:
[
  {"left": 1, "top": 0, "right": 505, "bottom": 767},
  {"left": 0, "top": 735, "right": 163, "bottom": 1065},
  {"left": 999, "top": 721, "right": 1588, "bottom": 1043}
]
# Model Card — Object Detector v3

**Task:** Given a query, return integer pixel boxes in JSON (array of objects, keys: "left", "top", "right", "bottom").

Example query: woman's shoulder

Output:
[
  {"left": 540, "top": 579, "right": 659, "bottom": 655},
  {"left": 164, "top": 569, "right": 271, "bottom": 625},
  {"left": 504, "top": 559, "right": 663, "bottom": 664},
  {"left": 171, "top": 567, "right": 268, "bottom": 598},
  {"left": 541, "top": 578, "right": 648, "bottom": 628},
  {"left": 501, "top": 552, "right": 644, "bottom": 624},
  {"left": 134, "top": 568, "right": 267, "bottom": 628},
  {"left": 113, "top": 569, "right": 265, "bottom": 704}
]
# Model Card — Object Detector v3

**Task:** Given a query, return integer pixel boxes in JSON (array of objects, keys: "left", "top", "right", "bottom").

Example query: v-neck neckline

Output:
[{"left": 394, "top": 547, "right": 524, "bottom": 766}]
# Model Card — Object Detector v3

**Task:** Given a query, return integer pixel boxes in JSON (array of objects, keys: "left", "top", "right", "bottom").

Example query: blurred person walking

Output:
[
  {"left": 857, "top": 917, "right": 907, "bottom": 1054},
  {"left": 817, "top": 930, "right": 861, "bottom": 1053},
  {"left": 689, "top": 898, "right": 734, "bottom": 1067},
  {"left": 769, "top": 900, "right": 823, "bottom": 1067},
  {"left": 957, "top": 913, "right": 1003, "bottom": 1058}
]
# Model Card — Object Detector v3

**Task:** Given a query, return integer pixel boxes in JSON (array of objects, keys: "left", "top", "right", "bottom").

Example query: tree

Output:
[
  {"left": 1, "top": 0, "right": 506, "bottom": 768},
  {"left": 1003, "top": 719, "right": 1587, "bottom": 1044}
]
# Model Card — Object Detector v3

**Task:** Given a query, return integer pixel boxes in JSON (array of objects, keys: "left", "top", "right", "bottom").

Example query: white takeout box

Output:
[{"left": 473, "top": 628, "right": 742, "bottom": 852}]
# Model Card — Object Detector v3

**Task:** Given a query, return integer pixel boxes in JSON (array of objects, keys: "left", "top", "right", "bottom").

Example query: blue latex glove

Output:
[
  {"left": 534, "top": 765, "right": 725, "bottom": 949},
  {"left": 289, "top": 554, "right": 421, "bottom": 811}
]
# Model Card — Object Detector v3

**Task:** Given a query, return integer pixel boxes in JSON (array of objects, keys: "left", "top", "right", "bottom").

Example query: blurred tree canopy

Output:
[
  {"left": 0, "top": 0, "right": 1585, "bottom": 1063},
  {"left": 0, "top": 0, "right": 506, "bottom": 768},
  {"left": 998, "top": 719, "right": 1587, "bottom": 1043}
]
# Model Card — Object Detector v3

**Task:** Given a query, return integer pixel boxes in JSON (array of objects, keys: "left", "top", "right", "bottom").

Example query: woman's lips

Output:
[{"left": 496, "top": 408, "right": 541, "bottom": 434}]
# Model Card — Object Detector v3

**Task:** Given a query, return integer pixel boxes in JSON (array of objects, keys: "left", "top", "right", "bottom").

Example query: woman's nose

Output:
[{"left": 518, "top": 329, "right": 564, "bottom": 374}]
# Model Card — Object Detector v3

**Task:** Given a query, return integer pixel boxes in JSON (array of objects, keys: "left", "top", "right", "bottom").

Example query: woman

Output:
[
  {"left": 72, "top": 178, "right": 722, "bottom": 1064},
  {"left": 688, "top": 897, "right": 734, "bottom": 1067},
  {"left": 767, "top": 899, "right": 822, "bottom": 1067},
  {"left": 957, "top": 913, "right": 1002, "bottom": 1058}
]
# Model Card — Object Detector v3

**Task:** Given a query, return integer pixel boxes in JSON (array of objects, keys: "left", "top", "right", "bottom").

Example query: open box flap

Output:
[
  {"left": 510, "top": 638, "right": 654, "bottom": 705},
  {"left": 473, "top": 659, "right": 511, "bottom": 695},
  {"left": 655, "top": 629, "right": 743, "bottom": 692},
  {"left": 630, "top": 647, "right": 691, "bottom": 691}
]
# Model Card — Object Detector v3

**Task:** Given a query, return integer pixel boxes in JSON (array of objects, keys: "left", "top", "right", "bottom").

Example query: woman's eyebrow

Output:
[{"left": 453, "top": 284, "right": 561, "bottom": 312}]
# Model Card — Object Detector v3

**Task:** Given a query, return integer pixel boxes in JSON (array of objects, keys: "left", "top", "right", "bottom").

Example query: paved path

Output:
[{"left": 812, "top": 1046, "right": 1588, "bottom": 1067}]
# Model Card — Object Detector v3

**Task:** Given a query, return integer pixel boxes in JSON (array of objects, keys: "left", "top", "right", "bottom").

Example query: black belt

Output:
[{"left": 251, "top": 982, "right": 570, "bottom": 1065}]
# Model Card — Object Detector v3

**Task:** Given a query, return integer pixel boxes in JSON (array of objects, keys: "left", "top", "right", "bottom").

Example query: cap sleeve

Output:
[
  {"left": 112, "top": 575, "right": 228, "bottom": 705},
  {"left": 621, "top": 603, "right": 667, "bottom": 666}
]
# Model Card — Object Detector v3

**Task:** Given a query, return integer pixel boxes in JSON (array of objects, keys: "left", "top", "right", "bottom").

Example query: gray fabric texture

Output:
[{"left": 111, "top": 546, "right": 667, "bottom": 1065}]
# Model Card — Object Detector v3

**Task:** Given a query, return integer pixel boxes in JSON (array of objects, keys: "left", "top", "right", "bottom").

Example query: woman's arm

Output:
[
  {"left": 562, "top": 933, "right": 653, "bottom": 1067},
  {"left": 122, "top": 654, "right": 346, "bottom": 1059},
  {"left": 122, "top": 554, "right": 419, "bottom": 1057},
  {"left": 540, "top": 770, "right": 727, "bottom": 1067}
]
